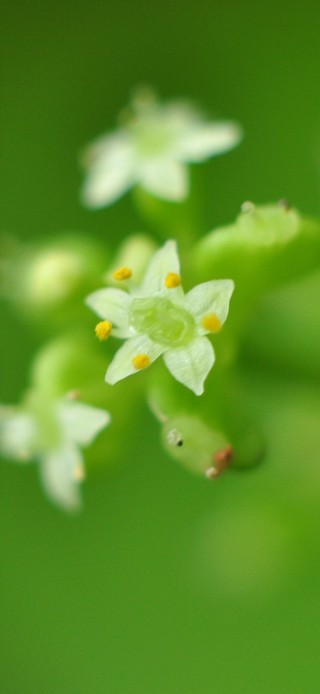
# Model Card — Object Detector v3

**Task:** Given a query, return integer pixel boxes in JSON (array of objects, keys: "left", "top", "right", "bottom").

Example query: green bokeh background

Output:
[{"left": 2, "top": 1, "right": 320, "bottom": 692}]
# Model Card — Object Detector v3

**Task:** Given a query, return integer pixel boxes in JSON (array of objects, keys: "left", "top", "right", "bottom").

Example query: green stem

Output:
[{"left": 132, "top": 173, "right": 204, "bottom": 249}]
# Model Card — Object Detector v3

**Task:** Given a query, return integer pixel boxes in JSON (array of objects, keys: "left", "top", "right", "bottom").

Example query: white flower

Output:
[
  {"left": 0, "top": 396, "right": 110, "bottom": 511},
  {"left": 81, "top": 89, "right": 242, "bottom": 208},
  {"left": 86, "top": 240, "right": 234, "bottom": 395}
]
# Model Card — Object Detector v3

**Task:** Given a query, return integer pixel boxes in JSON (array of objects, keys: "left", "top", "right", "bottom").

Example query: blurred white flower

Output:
[
  {"left": 0, "top": 396, "right": 110, "bottom": 511},
  {"left": 87, "top": 240, "right": 234, "bottom": 395},
  {"left": 81, "top": 88, "right": 242, "bottom": 208}
]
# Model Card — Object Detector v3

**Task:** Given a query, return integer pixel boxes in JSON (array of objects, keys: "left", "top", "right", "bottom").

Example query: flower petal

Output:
[
  {"left": 177, "top": 122, "right": 243, "bottom": 162},
  {"left": 139, "top": 159, "right": 188, "bottom": 201},
  {"left": 140, "top": 240, "right": 183, "bottom": 298},
  {"left": 40, "top": 444, "right": 83, "bottom": 511},
  {"left": 86, "top": 288, "right": 132, "bottom": 336},
  {"left": 106, "top": 335, "right": 164, "bottom": 385},
  {"left": 185, "top": 280, "right": 234, "bottom": 327},
  {"left": 163, "top": 337, "right": 215, "bottom": 395},
  {"left": 57, "top": 400, "right": 110, "bottom": 447},
  {"left": 0, "top": 407, "right": 37, "bottom": 461},
  {"left": 81, "top": 133, "right": 135, "bottom": 208}
]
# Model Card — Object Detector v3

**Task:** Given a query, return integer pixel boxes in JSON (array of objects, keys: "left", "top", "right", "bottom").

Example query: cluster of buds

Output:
[{"left": 2, "top": 88, "right": 320, "bottom": 510}]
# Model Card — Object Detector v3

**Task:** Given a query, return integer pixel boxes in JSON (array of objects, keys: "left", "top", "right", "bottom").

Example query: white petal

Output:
[
  {"left": 81, "top": 133, "right": 135, "bottom": 208},
  {"left": 57, "top": 400, "right": 110, "bottom": 447},
  {"left": 185, "top": 280, "right": 234, "bottom": 326},
  {"left": 177, "top": 122, "right": 243, "bottom": 162},
  {"left": 86, "top": 287, "right": 132, "bottom": 335},
  {"left": 163, "top": 337, "right": 215, "bottom": 395},
  {"left": 141, "top": 240, "right": 183, "bottom": 298},
  {"left": 139, "top": 158, "right": 188, "bottom": 201},
  {"left": 161, "top": 102, "right": 201, "bottom": 134},
  {"left": 0, "top": 407, "right": 36, "bottom": 461},
  {"left": 40, "top": 445, "right": 83, "bottom": 511},
  {"left": 106, "top": 335, "right": 164, "bottom": 385}
]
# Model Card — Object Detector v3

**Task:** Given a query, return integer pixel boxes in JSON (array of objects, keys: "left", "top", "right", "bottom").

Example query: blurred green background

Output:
[{"left": 2, "top": 1, "right": 320, "bottom": 692}]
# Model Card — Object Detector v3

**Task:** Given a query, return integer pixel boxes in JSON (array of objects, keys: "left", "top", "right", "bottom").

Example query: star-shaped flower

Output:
[
  {"left": 0, "top": 395, "right": 110, "bottom": 510},
  {"left": 81, "top": 89, "right": 242, "bottom": 208},
  {"left": 86, "top": 241, "right": 234, "bottom": 395}
]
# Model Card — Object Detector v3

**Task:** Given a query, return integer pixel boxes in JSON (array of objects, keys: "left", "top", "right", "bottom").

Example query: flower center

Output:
[
  {"left": 129, "top": 297, "right": 195, "bottom": 347},
  {"left": 132, "top": 120, "right": 172, "bottom": 156}
]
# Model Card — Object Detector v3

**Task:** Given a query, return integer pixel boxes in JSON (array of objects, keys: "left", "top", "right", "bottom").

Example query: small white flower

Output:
[
  {"left": 86, "top": 240, "right": 234, "bottom": 395},
  {"left": 81, "top": 89, "right": 242, "bottom": 208},
  {"left": 0, "top": 396, "right": 110, "bottom": 511}
]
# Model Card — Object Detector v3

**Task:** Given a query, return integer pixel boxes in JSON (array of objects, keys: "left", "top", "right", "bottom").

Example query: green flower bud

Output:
[
  {"left": 30, "top": 333, "right": 107, "bottom": 402},
  {"left": 159, "top": 409, "right": 264, "bottom": 478},
  {"left": 2, "top": 234, "right": 109, "bottom": 328},
  {"left": 192, "top": 203, "right": 320, "bottom": 330},
  {"left": 150, "top": 364, "right": 264, "bottom": 478},
  {"left": 162, "top": 414, "right": 231, "bottom": 477}
]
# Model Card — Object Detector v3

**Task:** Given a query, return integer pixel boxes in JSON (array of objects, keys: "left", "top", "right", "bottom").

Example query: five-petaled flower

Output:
[
  {"left": 81, "top": 88, "right": 242, "bottom": 208},
  {"left": 86, "top": 241, "right": 234, "bottom": 395},
  {"left": 0, "top": 395, "right": 110, "bottom": 510}
]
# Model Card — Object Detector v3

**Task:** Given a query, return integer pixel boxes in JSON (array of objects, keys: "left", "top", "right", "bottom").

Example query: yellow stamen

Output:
[
  {"left": 74, "top": 464, "right": 85, "bottom": 481},
  {"left": 201, "top": 313, "right": 222, "bottom": 333},
  {"left": 95, "top": 320, "right": 112, "bottom": 341},
  {"left": 113, "top": 266, "right": 132, "bottom": 281},
  {"left": 66, "top": 389, "right": 81, "bottom": 400},
  {"left": 132, "top": 353, "right": 150, "bottom": 370},
  {"left": 165, "top": 272, "right": 181, "bottom": 288},
  {"left": 18, "top": 450, "right": 31, "bottom": 462}
]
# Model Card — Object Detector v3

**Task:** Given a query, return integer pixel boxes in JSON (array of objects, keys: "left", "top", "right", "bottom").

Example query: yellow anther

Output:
[
  {"left": 74, "top": 464, "right": 85, "bottom": 481},
  {"left": 113, "top": 266, "right": 132, "bottom": 281},
  {"left": 165, "top": 272, "right": 181, "bottom": 289},
  {"left": 201, "top": 313, "right": 222, "bottom": 333},
  {"left": 132, "top": 353, "right": 150, "bottom": 370},
  {"left": 95, "top": 320, "right": 112, "bottom": 341},
  {"left": 66, "top": 389, "right": 81, "bottom": 400}
]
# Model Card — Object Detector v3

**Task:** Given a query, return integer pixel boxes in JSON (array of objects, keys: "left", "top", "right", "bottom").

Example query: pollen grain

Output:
[
  {"left": 113, "top": 266, "right": 132, "bottom": 281},
  {"left": 165, "top": 272, "right": 181, "bottom": 289},
  {"left": 95, "top": 320, "right": 112, "bottom": 341},
  {"left": 201, "top": 313, "right": 222, "bottom": 333},
  {"left": 132, "top": 353, "right": 150, "bottom": 370}
]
